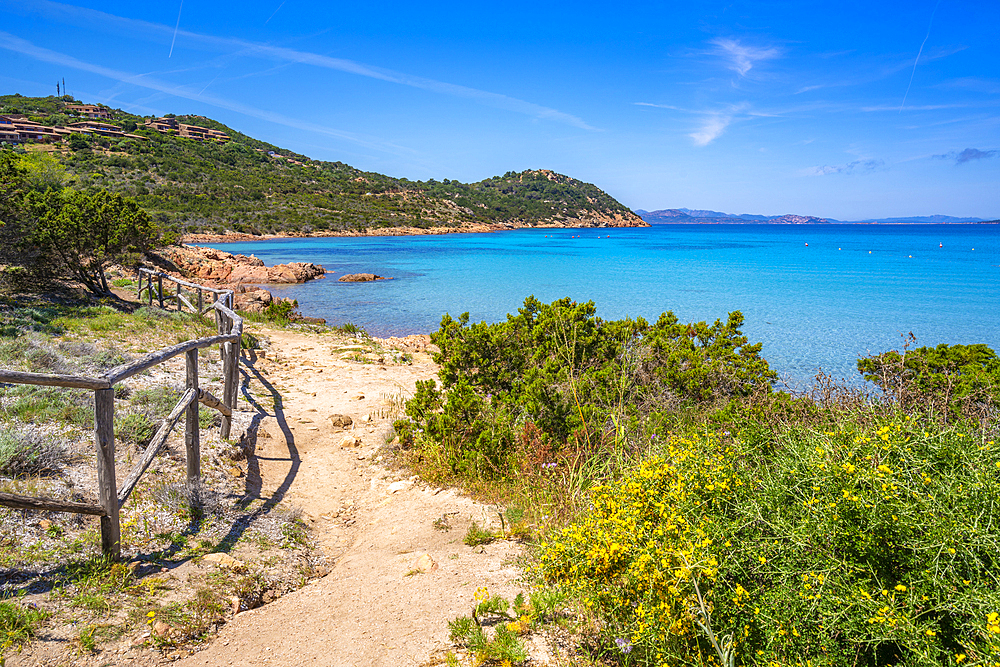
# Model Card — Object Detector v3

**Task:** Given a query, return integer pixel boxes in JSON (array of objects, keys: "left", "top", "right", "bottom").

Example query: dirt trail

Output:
[{"left": 175, "top": 328, "right": 531, "bottom": 667}]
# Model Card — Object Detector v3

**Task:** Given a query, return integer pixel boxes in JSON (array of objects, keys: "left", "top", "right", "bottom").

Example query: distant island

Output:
[
  {"left": 636, "top": 207, "right": 998, "bottom": 225},
  {"left": 0, "top": 93, "right": 646, "bottom": 240}
]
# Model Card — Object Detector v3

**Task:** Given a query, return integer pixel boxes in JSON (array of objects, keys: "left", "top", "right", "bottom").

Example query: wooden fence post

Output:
[
  {"left": 94, "top": 388, "right": 120, "bottom": 560},
  {"left": 197, "top": 289, "right": 203, "bottom": 314},
  {"left": 221, "top": 340, "right": 234, "bottom": 440},
  {"left": 185, "top": 348, "right": 200, "bottom": 484},
  {"left": 220, "top": 294, "right": 239, "bottom": 440},
  {"left": 136, "top": 271, "right": 142, "bottom": 301},
  {"left": 157, "top": 275, "right": 163, "bottom": 309},
  {"left": 177, "top": 283, "right": 183, "bottom": 312}
]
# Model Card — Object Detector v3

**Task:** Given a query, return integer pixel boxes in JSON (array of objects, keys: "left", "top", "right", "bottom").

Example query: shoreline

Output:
[
  {"left": 180, "top": 217, "right": 648, "bottom": 244},
  {"left": 180, "top": 219, "right": 996, "bottom": 244}
]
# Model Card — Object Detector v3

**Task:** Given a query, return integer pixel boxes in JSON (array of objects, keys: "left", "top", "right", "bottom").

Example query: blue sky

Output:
[{"left": 1, "top": 0, "right": 998, "bottom": 220}]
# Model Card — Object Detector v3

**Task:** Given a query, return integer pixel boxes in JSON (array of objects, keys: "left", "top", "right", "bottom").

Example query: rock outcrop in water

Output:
[
  {"left": 161, "top": 245, "right": 325, "bottom": 284},
  {"left": 151, "top": 245, "right": 325, "bottom": 321},
  {"left": 338, "top": 273, "right": 391, "bottom": 282}
]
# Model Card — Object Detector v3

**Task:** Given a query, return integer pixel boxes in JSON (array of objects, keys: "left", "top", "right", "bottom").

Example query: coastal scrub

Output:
[{"left": 535, "top": 422, "right": 1000, "bottom": 666}]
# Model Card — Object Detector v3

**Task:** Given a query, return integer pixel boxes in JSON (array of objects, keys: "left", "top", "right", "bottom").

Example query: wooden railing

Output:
[
  {"left": 137, "top": 267, "right": 230, "bottom": 315},
  {"left": 0, "top": 270, "right": 243, "bottom": 559}
]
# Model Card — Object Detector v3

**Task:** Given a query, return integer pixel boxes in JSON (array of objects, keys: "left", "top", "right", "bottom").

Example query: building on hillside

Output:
[
  {"left": 65, "top": 121, "right": 147, "bottom": 141},
  {"left": 0, "top": 116, "right": 20, "bottom": 143},
  {"left": 143, "top": 117, "right": 229, "bottom": 142},
  {"left": 144, "top": 117, "right": 179, "bottom": 133},
  {"left": 67, "top": 120, "right": 127, "bottom": 138},
  {"left": 179, "top": 122, "right": 229, "bottom": 142},
  {"left": 5, "top": 118, "right": 61, "bottom": 143},
  {"left": 65, "top": 104, "right": 111, "bottom": 119},
  {"left": 0, "top": 115, "right": 145, "bottom": 145}
]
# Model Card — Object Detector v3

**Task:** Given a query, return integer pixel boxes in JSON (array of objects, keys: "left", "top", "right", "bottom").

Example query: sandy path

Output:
[{"left": 176, "top": 328, "right": 529, "bottom": 667}]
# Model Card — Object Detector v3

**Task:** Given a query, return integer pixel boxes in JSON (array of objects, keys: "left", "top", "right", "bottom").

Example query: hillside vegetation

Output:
[{"left": 1, "top": 94, "right": 642, "bottom": 237}]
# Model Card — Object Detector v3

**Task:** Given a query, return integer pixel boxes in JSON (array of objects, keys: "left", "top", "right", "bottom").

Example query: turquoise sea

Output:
[{"left": 204, "top": 224, "right": 999, "bottom": 389}]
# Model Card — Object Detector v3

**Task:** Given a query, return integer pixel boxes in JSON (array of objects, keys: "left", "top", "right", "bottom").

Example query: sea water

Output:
[{"left": 203, "top": 224, "right": 999, "bottom": 388}]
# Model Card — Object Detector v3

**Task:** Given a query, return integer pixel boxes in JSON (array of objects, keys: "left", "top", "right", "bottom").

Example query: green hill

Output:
[{"left": 0, "top": 94, "right": 644, "bottom": 237}]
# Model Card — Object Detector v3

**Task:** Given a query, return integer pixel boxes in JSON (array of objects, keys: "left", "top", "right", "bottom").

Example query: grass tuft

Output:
[
  {"left": 0, "top": 428, "right": 70, "bottom": 476},
  {"left": 0, "top": 599, "right": 49, "bottom": 654}
]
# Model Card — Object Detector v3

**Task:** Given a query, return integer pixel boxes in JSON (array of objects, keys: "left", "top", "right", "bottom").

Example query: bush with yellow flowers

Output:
[{"left": 536, "top": 421, "right": 1000, "bottom": 666}]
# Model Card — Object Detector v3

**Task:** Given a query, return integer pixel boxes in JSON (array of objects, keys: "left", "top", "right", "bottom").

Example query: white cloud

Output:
[{"left": 709, "top": 38, "right": 781, "bottom": 76}]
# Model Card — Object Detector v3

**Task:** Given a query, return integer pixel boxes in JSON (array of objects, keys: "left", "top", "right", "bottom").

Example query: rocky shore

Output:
[{"left": 153, "top": 245, "right": 327, "bottom": 318}]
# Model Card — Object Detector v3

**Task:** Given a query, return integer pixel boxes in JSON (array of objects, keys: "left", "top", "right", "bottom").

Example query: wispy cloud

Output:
[
  {"left": 0, "top": 31, "right": 413, "bottom": 155},
  {"left": 6, "top": 0, "right": 595, "bottom": 130},
  {"left": 709, "top": 38, "right": 781, "bottom": 76},
  {"left": 264, "top": 1, "right": 285, "bottom": 25},
  {"left": 937, "top": 77, "right": 1000, "bottom": 94},
  {"left": 803, "top": 159, "right": 884, "bottom": 176},
  {"left": 636, "top": 101, "right": 779, "bottom": 147},
  {"left": 934, "top": 148, "right": 998, "bottom": 164},
  {"left": 634, "top": 102, "right": 685, "bottom": 111},
  {"left": 861, "top": 103, "right": 971, "bottom": 112},
  {"left": 690, "top": 112, "right": 736, "bottom": 146},
  {"left": 899, "top": 0, "right": 942, "bottom": 113},
  {"left": 168, "top": 0, "right": 183, "bottom": 58}
]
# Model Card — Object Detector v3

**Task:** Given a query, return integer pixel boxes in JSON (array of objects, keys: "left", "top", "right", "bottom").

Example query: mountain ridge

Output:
[{"left": 635, "top": 208, "right": 991, "bottom": 225}]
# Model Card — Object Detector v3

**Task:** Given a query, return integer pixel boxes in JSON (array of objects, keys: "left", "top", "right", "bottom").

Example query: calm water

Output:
[{"left": 205, "top": 224, "right": 999, "bottom": 388}]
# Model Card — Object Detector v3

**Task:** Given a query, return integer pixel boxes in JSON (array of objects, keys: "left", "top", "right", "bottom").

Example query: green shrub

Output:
[
  {"left": 334, "top": 322, "right": 365, "bottom": 336},
  {"left": 463, "top": 522, "right": 497, "bottom": 547},
  {"left": 130, "top": 386, "right": 182, "bottom": 417},
  {"left": 263, "top": 299, "right": 296, "bottom": 323},
  {"left": 115, "top": 412, "right": 155, "bottom": 447},
  {"left": 241, "top": 331, "right": 260, "bottom": 349},
  {"left": 536, "top": 421, "right": 1000, "bottom": 666},
  {"left": 404, "top": 296, "right": 776, "bottom": 482},
  {"left": 859, "top": 342, "right": 1000, "bottom": 421},
  {"left": 448, "top": 589, "right": 530, "bottom": 664}
]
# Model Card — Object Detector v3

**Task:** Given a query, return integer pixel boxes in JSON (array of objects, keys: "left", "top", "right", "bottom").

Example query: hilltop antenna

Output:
[
  {"left": 62, "top": 78, "right": 67, "bottom": 98},
  {"left": 56, "top": 81, "right": 60, "bottom": 96}
]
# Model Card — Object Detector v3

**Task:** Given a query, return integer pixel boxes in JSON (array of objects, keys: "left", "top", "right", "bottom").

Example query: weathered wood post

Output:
[
  {"left": 177, "top": 283, "right": 184, "bottom": 312},
  {"left": 185, "top": 348, "right": 200, "bottom": 483},
  {"left": 136, "top": 271, "right": 143, "bottom": 301},
  {"left": 219, "top": 299, "right": 232, "bottom": 439},
  {"left": 94, "top": 388, "right": 121, "bottom": 560},
  {"left": 197, "top": 289, "right": 203, "bottom": 314},
  {"left": 157, "top": 275, "right": 164, "bottom": 309}
]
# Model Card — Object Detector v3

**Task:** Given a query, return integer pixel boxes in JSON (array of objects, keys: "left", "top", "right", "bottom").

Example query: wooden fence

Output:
[{"left": 0, "top": 269, "right": 243, "bottom": 559}]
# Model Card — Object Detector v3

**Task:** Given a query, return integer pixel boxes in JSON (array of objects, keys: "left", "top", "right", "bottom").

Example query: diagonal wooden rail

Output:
[{"left": 0, "top": 269, "right": 243, "bottom": 559}]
